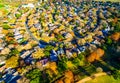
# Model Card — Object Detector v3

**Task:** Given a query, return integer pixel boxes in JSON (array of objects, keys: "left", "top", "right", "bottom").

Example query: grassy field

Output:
[
  {"left": 86, "top": 75, "right": 120, "bottom": 83},
  {"left": 95, "top": 0, "right": 120, "bottom": 2}
]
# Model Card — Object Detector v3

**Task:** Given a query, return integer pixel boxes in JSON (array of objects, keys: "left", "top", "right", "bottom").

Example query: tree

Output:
[
  {"left": 111, "top": 69, "right": 120, "bottom": 80},
  {"left": 58, "top": 61, "right": 68, "bottom": 73},
  {"left": 56, "top": 80, "right": 64, "bottom": 83},
  {"left": 64, "top": 70, "right": 74, "bottom": 83},
  {"left": 44, "top": 45, "right": 54, "bottom": 57},
  {"left": 26, "top": 69, "right": 49, "bottom": 83},
  {"left": 7, "top": 48, "right": 19, "bottom": 59},
  {"left": 56, "top": 34, "right": 64, "bottom": 41},
  {"left": 26, "top": 69, "right": 42, "bottom": 81},
  {"left": 72, "top": 58, "right": 84, "bottom": 67},
  {"left": 49, "top": 62, "right": 58, "bottom": 74},
  {"left": 66, "top": 61, "right": 76, "bottom": 69},
  {"left": 110, "top": 32, "right": 120, "bottom": 41},
  {"left": 87, "top": 48, "right": 105, "bottom": 62},
  {"left": 2, "top": 24, "right": 11, "bottom": 30},
  {"left": 5, "top": 55, "right": 19, "bottom": 68},
  {"left": 0, "top": 72, "right": 2, "bottom": 78},
  {"left": 106, "top": 37, "right": 112, "bottom": 45},
  {"left": 15, "top": 13, "right": 22, "bottom": 18},
  {"left": 78, "top": 53, "right": 84, "bottom": 61},
  {"left": 32, "top": 48, "right": 45, "bottom": 59}
]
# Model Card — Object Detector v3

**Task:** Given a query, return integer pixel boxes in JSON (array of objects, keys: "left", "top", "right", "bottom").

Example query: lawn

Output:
[
  {"left": 95, "top": 0, "right": 120, "bottom": 2},
  {"left": 86, "top": 75, "right": 120, "bottom": 83}
]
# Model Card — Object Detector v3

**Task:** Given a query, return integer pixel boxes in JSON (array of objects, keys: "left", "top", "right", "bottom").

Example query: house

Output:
[
  {"left": 77, "top": 45, "right": 86, "bottom": 52},
  {"left": 14, "top": 35, "right": 23, "bottom": 40},
  {"left": 14, "top": 30, "right": 20, "bottom": 36},
  {"left": 0, "top": 65, "right": 6, "bottom": 72},
  {"left": 39, "top": 58, "right": 49, "bottom": 66},
  {"left": 91, "top": 39, "right": 101, "bottom": 45},
  {"left": 0, "top": 45, "right": 4, "bottom": 50},
  {"left": 4, "top": 73, "right": 21, "bottom": 83},
  {"left": 22, "top": 3, "right": 34, "bottom": 8},
  {"left": 0, "top": 61, "right": 5, "bottom": 66},
  {"left": 0, "top": 78, "right": 4, "bottom": 83},
  {"left": 38, "top": 40, "right": 48, "bottom": 48},
  {"left": 66, "top": 50, "right": 73, "bottom": 58},
  {"left": 24, "top": 56, "right": 34, "bottom": 65},
  {"left": 102, "top": 30, "right": 109, "bottom": 36},
  {"left": 50, "top": 50, "right": 58, "bottom": 61},
  {"left": 14, "top": 29, "right": 23, "bottom": 42},
  {"left": 20, "top": 50, "right": 33, "bottom": 59},
  {"left": 17, "top": 38, "right": 24, "bottom": 43},
  {"left": 59, "top": 48, "right": 64, "bottom": 55},
  {"left": 0, "top": 34, "right": 5, "bottom": 38}
]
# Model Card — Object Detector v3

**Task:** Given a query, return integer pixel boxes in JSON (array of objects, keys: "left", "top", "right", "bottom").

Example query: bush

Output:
[{"left": 96, "top": 67, "right": 103, "bottom": 73}]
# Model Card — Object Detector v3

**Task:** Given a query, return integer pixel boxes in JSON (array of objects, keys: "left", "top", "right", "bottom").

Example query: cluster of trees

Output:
[
  {"left": 44, "top": 45, "right": 54, "bottom": 57},
  {"left": 32, "top": 48, "right": 45, "bottom": 59},
  {"left": 87, "top": 48, "right": 105, "bottom": 62},
  {"left": 5, "top": 55, "right": 19, "bottom": 68}
]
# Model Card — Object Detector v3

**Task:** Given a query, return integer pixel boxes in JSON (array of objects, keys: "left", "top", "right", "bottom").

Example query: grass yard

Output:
[{"left": 86, "top": 75, "right": 120, "bottom": 83}]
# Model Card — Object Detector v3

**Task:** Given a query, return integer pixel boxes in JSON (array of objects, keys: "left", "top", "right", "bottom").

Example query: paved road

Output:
[{"left": 24, "top": 11, "right": 39, "bottom": 43}]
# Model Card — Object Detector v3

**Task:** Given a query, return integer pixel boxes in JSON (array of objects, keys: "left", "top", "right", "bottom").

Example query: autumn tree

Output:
[
  {"left": 32, "top": 48, "right": 45, "bottom": 59},
  {"left": 64, "top": 70, "right": 74, "bottom": 83},
  {"left": 56, "top": 80, "right": 64, "bottom": 83},
  {"left": 110, "top": 32, "right": 120, "bottom": 41},
  {"left": 5, "top": 55, "right": 19, "bottom": 68},
  {"left": 87, "top": 48, "right": 105, "bottom": 62},
  {"left": 49, "top": 62, "right": 58, "bottom": 75}
]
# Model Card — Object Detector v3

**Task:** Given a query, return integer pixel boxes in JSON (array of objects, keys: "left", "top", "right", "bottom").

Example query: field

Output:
[
  {"left": 95, "top": 0, "right": 120, "bottom": 2},
  {"left": 86, "top": 75, "right": 120, "bottom": 83}
]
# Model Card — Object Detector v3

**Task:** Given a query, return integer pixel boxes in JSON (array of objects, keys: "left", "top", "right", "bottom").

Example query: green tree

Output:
[
  {"left": 7, "top": 48, "right": 19, "bottom": 59},
  {"left": 56, "top": 34, "right": 64, "bottom": 40},
  {"left": 26, "top": 69, "right": 41, "bottom": 80},
  {"left": 72, "top": 58, "right": 81, "bottom": 66},
  {"left": 7, "top": 32, "right": 14, "bottom": 37},
  {"left": 26, "top": 69, "right": 43, "bottom": 83},
  {"left": 114, "top": 22, "right": 120, "bottom": 32},
  {"left": 2, "top": 24, "right": 11, "bottom": 30},
  {"left": 0, "top": 73, "right": 2, "bottom": 78},
  {"left": 44, "top": 45, "right": 54, "bottom": 57},
  {"left": 15, "top": 13, "right": 22, "bottom": 18},
  {"left": 57, "top": 61, "right": 68, "bottom": 73},
  {"left": 30, "top": 77, "right": 39, "bottom": 83},
  {"left": 78, "top": 53, "right": 84, "bottom": 61},
  {"left": 106, "top": 38, "right": 112, "bottom": 45},
  {"left": 111, "top": 69, "right": 120, "bottom": 80}
]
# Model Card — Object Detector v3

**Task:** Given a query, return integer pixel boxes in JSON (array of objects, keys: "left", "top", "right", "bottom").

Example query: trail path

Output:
[{"left": 77, "top": 72, "right": 107, "bottom": 83}]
